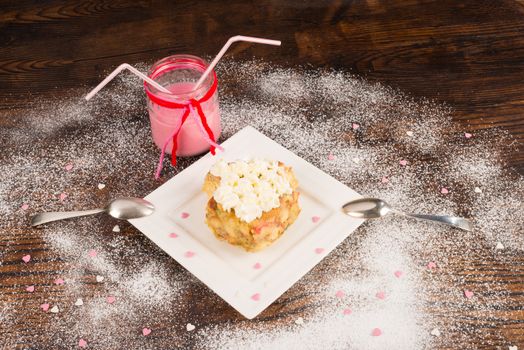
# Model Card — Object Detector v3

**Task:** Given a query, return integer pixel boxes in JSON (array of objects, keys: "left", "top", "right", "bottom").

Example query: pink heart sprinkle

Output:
[
  {"left": 21, "top": 203, "right": 29, "bottom": 210},
  {"left": 184, "top": 251, "right": 195, "bottom": 258},
  {"left": 22, "top": 255, "right": 31, "bottom": 263},
  {"left": 168, "top": 232, "right": 178, "bottom": 238},
  {"left": 26, "top": 285, "right": 35, "bottom": 293},
  {"left": 352, "top": 123, "right": 360, "bottom": 130},
  {"left": 314, "top": 248, "right": 324, "bottom": 254},
  {"left": 381, "top": 176, "right": 389, "bottom": 184},
  {"left": 343, "top": 308, "right": 352, "bottom": 315},
  {"left": 371, "top": 328, "right": 382, "bottom": 336},
  {"left": 64, "top": 163, "right": 74, "bottom": 171},
  {"left": 328, "top": 153, "right": 335, "bottom": 161},
  {"left": 59, "top": 193, "right": 68, "bottom": 201},
  {"left": 335, "top": 290, "right": 345, "bottom": 298},
  {"left": 78, "top": 339, "right": 87, "bottom": 348},
  {"left": 441, "top": 187, "right": 449, "bottom": 194},
  {"left": 181, "top": 212, "right": 190, "bottom": 219},
  {"left": 464, "top": 290, "right": 474, "bottom": 299},
  {"left": 376, "top": 291, "right": 386, "bottom": 300},
  {"left": 251, "top": 293, "right": 261, "bottom": 301},
  {"left": 106, "top": 296, "right": 116, "bottom": 304},
  {"left": 399, "top": 159, "right": 408, "bottom": 166},
  {"left": 253, "top": 262, "right": 262, "bottom": 270},
  {"left": 40, "top": 303, "right": 50, "bottom": 312},
  {"left": 427, "top": 261, "right": 437, "bottom": 269},
  {"left": 311, "top": 216, "right": 321, "bottom": 223},
  {"left": 464, "top": 132, "right": 473, "bottom": 139},
  {"left": 394, "top": 270, "right": 403, "bottom": 278},
  {"left": 88, "top": 249, "right": 97, "bottom": 258},
  {"left": 142, "top": 328, "right": 151, "bottom": 336},
  {"left": 54, "top": 278, "right": 65, "bottom": 285}
]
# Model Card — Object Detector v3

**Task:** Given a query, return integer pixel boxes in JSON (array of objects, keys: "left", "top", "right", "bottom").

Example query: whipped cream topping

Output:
[{"left": 209, "top": 159, "right": 293, "bottom": 222}]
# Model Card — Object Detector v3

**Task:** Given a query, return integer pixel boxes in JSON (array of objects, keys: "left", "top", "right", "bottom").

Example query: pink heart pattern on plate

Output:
[{"left": 371, "top": 328, "right": 382, "bottom": 336}]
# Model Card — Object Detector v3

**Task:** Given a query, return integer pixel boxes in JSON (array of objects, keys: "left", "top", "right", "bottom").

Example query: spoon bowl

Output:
[
  {"left": 106, "top": 198, "right": 155, "bottom": 220},
  {"left": 342, "top": 198, "right": 392, "bottom": 219}
]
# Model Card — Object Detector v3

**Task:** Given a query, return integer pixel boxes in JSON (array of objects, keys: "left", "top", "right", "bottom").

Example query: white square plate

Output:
[{"left": 129, "top": 126, "right": 364, "bottom": 319}]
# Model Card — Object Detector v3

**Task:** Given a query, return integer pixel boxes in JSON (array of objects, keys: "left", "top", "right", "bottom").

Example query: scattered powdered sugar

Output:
[
  {"left": 122, "top": 263, "right": 178, "bottom": 307},
  {"left": 0, "top": 59, "right": 522, "bottom": 349},
  {"left": 259, "top": 68, "right": 310, "bottom": 101}
]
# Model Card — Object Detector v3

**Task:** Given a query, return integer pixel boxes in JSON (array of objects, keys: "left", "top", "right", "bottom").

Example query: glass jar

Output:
[{"left": 144, "top": 54, "right": 221, "bottom": 157}]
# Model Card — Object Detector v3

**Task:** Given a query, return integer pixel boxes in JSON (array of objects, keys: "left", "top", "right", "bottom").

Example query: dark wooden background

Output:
[{"left": 1, "top": 0, "right": 523, "bottom": 348}]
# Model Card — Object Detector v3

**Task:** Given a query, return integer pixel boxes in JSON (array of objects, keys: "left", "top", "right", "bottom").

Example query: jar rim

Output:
[{"left": 145, "top": 54, "right": 216, "bottom": 103}]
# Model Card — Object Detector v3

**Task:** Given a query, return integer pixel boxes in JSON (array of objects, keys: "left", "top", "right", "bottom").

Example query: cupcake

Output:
[{"left": 203, "top": 159, "right": 301, "bottom": 252}]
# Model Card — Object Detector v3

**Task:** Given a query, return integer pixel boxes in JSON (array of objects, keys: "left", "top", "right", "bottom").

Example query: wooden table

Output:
[{"left": 1, "top": 1, "right": 523, "bottom": 348}]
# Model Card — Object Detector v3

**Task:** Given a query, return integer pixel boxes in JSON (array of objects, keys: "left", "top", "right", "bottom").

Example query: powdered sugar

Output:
[{"left": 0, "top": 59, "right": 522, "bottom": 349}]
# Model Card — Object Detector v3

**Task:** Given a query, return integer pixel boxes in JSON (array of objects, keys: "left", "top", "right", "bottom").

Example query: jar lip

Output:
[{"left": 145, "top": 54, "right": 216, "bottom": 102}]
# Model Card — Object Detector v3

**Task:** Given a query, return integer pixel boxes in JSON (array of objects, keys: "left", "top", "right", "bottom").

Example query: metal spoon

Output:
[
  {"left": 342, "top": 197, "right": 472, "bottom": 231},
  {"left": 31, "top": 197, "right": 155, "bottom": 227}
]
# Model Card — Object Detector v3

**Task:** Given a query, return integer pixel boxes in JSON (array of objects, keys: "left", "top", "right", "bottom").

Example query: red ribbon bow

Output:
[{"left": 145, "top": 69, "right": 221, "bottom": 178}]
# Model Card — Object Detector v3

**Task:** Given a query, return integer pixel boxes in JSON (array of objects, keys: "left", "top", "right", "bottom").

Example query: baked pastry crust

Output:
[{"left": 203, "top": 162, "right": 300, "bottom": 252}]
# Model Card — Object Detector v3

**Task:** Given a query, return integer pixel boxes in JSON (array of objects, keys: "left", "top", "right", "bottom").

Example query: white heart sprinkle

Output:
[
  {"left": 112, "top": 225, "right": 120, "bottom": 232},
  {"left": 509, "top": 346, "right": 518, "bottom": 350},
  {"left": 74, "top": 298, "right": 83, "bottom": 306},
  {"left": 186, "top": 323, "right": 195, "bottom": 331},
  {"left": 352, "top": 158, "right": 360, "bottom": 164},
  {"left": 406, "top": 131, "right": 414, "bottom": 136},
  {"left": 496, "top": 242, "right": 505, "bottom": 250},
  {"left": 295, "top": 317, "right": 304, "bottom": 325},
  {"left": 96, "top": 275, "right": 104, "bottom": 282},
  {"left": 50, "top": 305, "right": 59, "bottom": 313},
  {"left": 474, "top": 187, "right": 482, "bottom": 193},
  {"left": 430, "top": 328, "right": 441, "bottom": 337},
  {"left": 97, "top": 183, "right": 106, "bottom": 190}
]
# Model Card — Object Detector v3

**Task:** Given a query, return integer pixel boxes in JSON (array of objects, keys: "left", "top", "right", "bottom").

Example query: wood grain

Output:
[{"left": 0, "top": 0, "right": 523, "bottom": 348}]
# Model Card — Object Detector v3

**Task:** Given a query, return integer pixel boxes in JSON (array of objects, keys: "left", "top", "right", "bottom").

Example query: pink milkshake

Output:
[{"left": 144, "top": 55, "right": 221, "bottom": 157}]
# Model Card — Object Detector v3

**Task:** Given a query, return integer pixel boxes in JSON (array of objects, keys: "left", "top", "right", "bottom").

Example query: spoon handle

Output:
[
  {"left": 31, "top": 209, "right": 105, "bottom": 227},
  {"left": 404, "top": 213, "right": 472, "bottom": 231}
]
